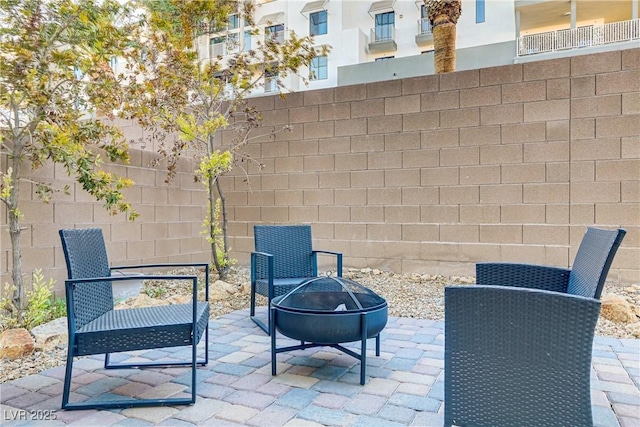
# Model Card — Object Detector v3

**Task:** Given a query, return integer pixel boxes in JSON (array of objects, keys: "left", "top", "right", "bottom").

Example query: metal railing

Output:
[
  {"left": 265, "top": 30, "right": 285, "bottom": 44},
  {"left": 518, "top": 18, "right": 640, "bottom": 56},
  {"left": 208, "top": 36, "right": 241, "bottom": 59},
  {"left": 264, "top": 76, "right": 278, "bottom": 93},
  {"left": 417, "top": 18, "right": 432, "bottom": 36},
  {"left": 370, "top": 25, "right": 395, "bottom": 43},
  {"left": 210, "top": 42, "right": 226, "bottom": 58}
]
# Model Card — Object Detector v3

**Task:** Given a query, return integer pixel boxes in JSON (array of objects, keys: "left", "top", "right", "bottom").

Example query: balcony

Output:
[
  {"left": 415, "top": 18, "right": 433, "bottom": 47},
  {"left": 265, "top": 30, "right": 285, "bottom": 45},
  {"left": 208, "top": 35, "right": 241, "bottom": 59},
  {"left": 210, "top": 42, "right": 226, "bottom": 58},
  {"left": 517, "top": 18, "right": 639, "bottom": 57},
  {"left": 264, "top": 76, "right": 278, "bottom": 93},
  {"left": 368, "top": 25, "right": 397, "bottom": 53}
]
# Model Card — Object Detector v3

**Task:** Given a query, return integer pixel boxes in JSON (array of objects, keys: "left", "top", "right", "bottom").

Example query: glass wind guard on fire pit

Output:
[{"left": 274, "top": 276, "right": 386, "bottom": 314}]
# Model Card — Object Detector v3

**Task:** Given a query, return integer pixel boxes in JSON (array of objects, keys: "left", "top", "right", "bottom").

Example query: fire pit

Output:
[{"left": 269, "top": 276, "right": 388, "bottom": 385}]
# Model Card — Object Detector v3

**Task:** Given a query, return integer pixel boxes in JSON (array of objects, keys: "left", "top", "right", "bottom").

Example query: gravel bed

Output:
[{"left": 1, "top": 266, "right": 638, "bottom": 384}]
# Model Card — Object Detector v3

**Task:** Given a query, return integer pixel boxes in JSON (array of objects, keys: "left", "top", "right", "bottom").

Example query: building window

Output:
[
  {"left": 266, "top": 24, "right": 285, "bottom": 44},
  {"left": 228, "top": 13, "right": 240, "bottom": 30},
  {"left": 375, "top": 11, "right": 395, "bottom": 42},
  {"left": 310, "top": 55, "right": 328, "bottom": 80},
  {"left": 476, "top": 0, "right": 485, "bottom": 24},
  {"left": 375, "top": 56, "right": 394, "bottom": 61},
  {"left": 244, "top": 30, "right": 252, "bottom": 51},
  {"left": 228, "top": 33, "right": 240, "bottom": 53},
  {"left": 209, "top": 19, "right": 225, "bottom": 33},
  {"left": 310, "top": 10, "right": 327, "bottom": 36},
  {"left": 420, "top": 5, "right": 431, "bottom": 34},
  {"left": 265, "top": 68, "right": 278, "bottom": 93}
]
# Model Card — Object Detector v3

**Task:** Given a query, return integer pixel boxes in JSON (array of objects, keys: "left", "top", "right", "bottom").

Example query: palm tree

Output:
[{"left": 424, "top": 0, "right": 462, "bottom": 73}]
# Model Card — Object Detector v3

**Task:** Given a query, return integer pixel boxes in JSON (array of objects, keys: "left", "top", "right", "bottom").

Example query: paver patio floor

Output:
[{"left": 1, "top": 308, "right": 639, "bottom": 426}]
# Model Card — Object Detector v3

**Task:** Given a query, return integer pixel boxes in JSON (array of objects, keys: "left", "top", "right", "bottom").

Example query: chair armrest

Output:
[
  {"left": 476, "top": 262, "right": 570, "bottom": 293},
  {"left": 444, "top": 285, "right": 600, "bottom": 427},
  {"left": 312, "top": 250, "right": 343, "bottom": 277},
  {"left": 251, "top": 251, "right": 274, "bottom": 283},
  {"left": 67, "top": 274, "right": 200, "bottom": 301},
  {"left": 111, "top": 262, "right": 210, "bottom": 270}
]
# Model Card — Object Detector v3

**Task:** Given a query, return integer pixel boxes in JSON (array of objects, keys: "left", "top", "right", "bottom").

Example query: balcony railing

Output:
[
  {"left": 418, "top": 18, "right": 432, "bottom": 36},
  {"left": 517, "top": 18, "right": 640, "bottom": 56},
  {"left": 371, "top": 25, "right": 395, "bottom": 43},
  {"left": 265, "top": 30, "right": 285, "bottom": 44},
  {"left": 368, "top": 25, "right": 397, "bottom": 52},
  {"left": 264, "top": 76, "right": 278, "bottom": 93},
  {"left": 210, "top": 42, "right": 226, "bottom": 58}
]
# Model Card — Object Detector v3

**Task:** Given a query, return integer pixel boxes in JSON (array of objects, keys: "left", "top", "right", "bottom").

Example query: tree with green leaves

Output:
[
  {"left": 0, "top": 0, "right": 141, "bottom": 323},
  {"left": 127, "top": 0, "right": 327, "bottom": 279}
]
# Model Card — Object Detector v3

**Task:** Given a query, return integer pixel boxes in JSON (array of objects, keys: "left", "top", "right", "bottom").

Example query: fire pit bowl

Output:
[{"left": 269, "top": 276, "right": 388, "bottom": 384}]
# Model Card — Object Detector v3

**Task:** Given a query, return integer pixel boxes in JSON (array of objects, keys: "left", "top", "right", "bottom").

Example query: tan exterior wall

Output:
[
  {"left": 1, "top": 48, "right": 639, "bottom": 296},
  {"left": 0, "top": 138, "right": 210, "bottom": 296},
  {"left": 222, "top": 48, "right": 640, "bottom": 284}
]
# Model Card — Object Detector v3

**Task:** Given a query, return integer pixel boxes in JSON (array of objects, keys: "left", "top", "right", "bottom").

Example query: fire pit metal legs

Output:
[{"left": 270, "top": 306, "right": 381, "bottom": 385}]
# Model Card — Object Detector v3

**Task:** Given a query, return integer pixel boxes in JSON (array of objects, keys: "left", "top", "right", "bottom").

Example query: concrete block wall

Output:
[
  {"left": 222, "top": 48, "right": 640, "bottom": 283},
  {"left": 0, "top": 132, "right": 210, "bottom": 295},
  {"left": 1, "top": 48, "right": 638, "bottom": 295}
]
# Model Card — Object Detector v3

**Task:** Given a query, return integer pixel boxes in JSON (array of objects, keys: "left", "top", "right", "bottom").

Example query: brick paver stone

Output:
[
  {"left": 0, "top": 311, "right": 637, "bottom": 426},
  {"left": 120, "top": 406, "right": 178, "bottom": 424}
]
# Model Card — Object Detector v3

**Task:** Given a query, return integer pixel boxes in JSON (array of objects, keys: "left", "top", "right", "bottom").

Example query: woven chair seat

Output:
[{"left": 75, "top": 302, "right": 209, "bottom": 356}]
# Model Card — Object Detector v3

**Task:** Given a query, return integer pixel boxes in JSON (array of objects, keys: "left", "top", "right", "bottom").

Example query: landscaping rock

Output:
[
  {"left": 116, "top": 293, "right": 170, "bottom": 309},
  {"left": 626, "top": 322, "right": 640, "bottom": 338},
  {"left": 217, "top": 279, "right": 241, "bottom": 295},
  {"left": 239, "top": 282, "right": 251, "bottom": 294},
  {"left": 601, "top": 294, "right": 637, "bottom": 323},
  {"left": 0, "top": 328, "right": 35, "bottom": 359},
  {"left": 31, "top": 317, "right": 67, "bottom": 351}
]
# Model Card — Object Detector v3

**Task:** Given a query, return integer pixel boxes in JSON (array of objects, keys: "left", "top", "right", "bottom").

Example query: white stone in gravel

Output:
[{"left": 31, "top": 317, "right": 67, "bottom": 351}]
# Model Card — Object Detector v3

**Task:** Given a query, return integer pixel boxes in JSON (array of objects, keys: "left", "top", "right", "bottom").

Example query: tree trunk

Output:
[
  {"left": 425, "top": 0, "right": 462, "bottom": 74},
  {"left": 207, "top": 175, "right": 223, "bottom": 277},
  {"left": 8, "top": 150, "right": 24, "bottom": 323},
  {"left": 215, "top": 178, "right": 229, "bottom": 280},
  {"left": 433, "top": 21, "right": 456, "bottom": 73}
]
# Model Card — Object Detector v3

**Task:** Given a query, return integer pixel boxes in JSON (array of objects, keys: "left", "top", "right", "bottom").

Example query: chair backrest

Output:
[
  {"left": 254, "top": 224, "right": 314, "bottom": 279},
  {"left": 59, "top": 228, "right": 113, "bottom": 329},
  {"left": 568, "top": 227, "right": 626, "bottom": 299}
]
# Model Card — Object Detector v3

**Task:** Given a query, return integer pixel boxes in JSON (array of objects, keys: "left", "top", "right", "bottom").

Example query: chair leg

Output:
[
  {"left": 62, "top": 323, "right": 209, "bottom": 410},
  {"left": 250, "top": 282, "right": 256, "bottom": 316},
  {"left": 190, "top": 325, "right": 197, "bottom": 404},
  {"left": 249, "top": 287, "right": 271, "bottom": 335},
  {"left": 266, "top": 295, "right": 272, "bottom": 335},
  {"left": 61, "top": 346, "right": 74, "bottom": 409},
  {"left": 251, "top": 314, "right": 269, "bottom": 335}
]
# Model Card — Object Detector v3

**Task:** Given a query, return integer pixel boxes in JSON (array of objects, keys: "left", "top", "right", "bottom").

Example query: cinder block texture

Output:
[{"left": 6, "top": 49, "right": 639, "bottom": 290}]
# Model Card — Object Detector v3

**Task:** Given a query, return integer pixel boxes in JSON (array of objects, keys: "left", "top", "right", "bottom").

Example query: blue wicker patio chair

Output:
[
  {"left": 444, "top": 226, "right": 626, "bottom": 427},
  {"left": 251, "top": 224, "right": 343, "bottom": 335},
  {"left": 59, "top": 228, "right": 210, "bottom": 410}
]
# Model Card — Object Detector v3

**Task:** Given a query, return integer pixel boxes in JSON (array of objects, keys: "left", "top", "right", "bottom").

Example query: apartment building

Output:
[{"left": 196, "top": 0, "right": 639, "bottom": 93}]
